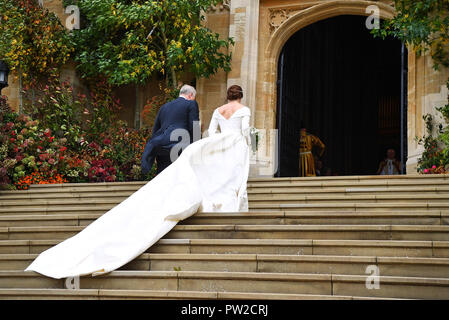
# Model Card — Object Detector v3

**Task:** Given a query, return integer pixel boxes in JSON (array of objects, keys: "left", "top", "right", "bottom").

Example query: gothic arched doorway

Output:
[{"left": 276, "top": 15, "right": 407, "bottom": 177}]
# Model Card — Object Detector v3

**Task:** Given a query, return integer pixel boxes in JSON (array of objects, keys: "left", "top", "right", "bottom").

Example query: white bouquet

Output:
[{"left": 249, "top": 127, "right": 259, "bottom": 153}]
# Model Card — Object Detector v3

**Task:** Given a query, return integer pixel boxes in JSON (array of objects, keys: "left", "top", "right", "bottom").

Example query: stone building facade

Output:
[
  {"left": 3, "top": 0, "right": 449, "bottom": 175},
  {"left": 198, "top": 0, "right": 449, "bottom": 175}
]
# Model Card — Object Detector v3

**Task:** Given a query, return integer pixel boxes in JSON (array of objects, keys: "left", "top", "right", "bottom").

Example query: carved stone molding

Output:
[
  {"left": 268, "top": 1, "right": 394, "bottom": 34},
  {"left": 208, "top": 0, "right": 231, "bottom": 13},
  {"left": 269, "top": 9, "right": 293, "bottom": 34},
  {"left": 269, "top": 6, "right": 311, "bottom": 34}
]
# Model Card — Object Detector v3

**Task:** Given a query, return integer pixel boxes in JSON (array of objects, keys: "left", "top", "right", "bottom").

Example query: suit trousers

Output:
[{"left": 155, "top": 148, "right": 172, "bottom": 174}]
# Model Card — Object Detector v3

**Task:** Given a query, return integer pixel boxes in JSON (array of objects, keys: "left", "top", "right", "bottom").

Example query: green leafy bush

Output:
[{"left": 416, "top": 114, "right": 449, "bottom": 174}]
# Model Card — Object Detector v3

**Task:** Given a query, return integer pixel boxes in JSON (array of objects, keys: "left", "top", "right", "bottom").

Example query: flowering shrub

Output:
[
  {"left": 15, "top": 172, "right": 68, "bottom": 190},
  {"left": 102, "top": 122, "right": 151, "bottom": 181},
  {"left": 68, "top": 121, "right": 153, "bottom": 183},
  {"left": 0, "top": 142, "right": 15, "bottom": 187},
  {"left": 416, "top": 114, "right": 449, "bottom": 174},
  {"left": 88, "top": 159, "right": 117, "bottom": 182},
  {"left": 63, "top": 154, "right": 90, "bottom": 183},
  {"left": 0, "top": 96, "right": 69, "bottom": 189},
  {"left": 23, "top": 76, "right": 84, "bottom": 151},
  {"left": 141, "top": 88, "right": 179, "bottom": 129},
  {"left": 1, "top": 85, "right": 157, "bottom": 190},
  {"left": 141, "top": 94, "right": 168, "bottom": 129},
  {"left": 0, "top": 97, "right": 14, "bottom": 188},
  {"left": 82, "top": 78, "right": 122, "bottom": 136},
  {"left": 423, "top": 165, "right": 449, "bottom": 175}
]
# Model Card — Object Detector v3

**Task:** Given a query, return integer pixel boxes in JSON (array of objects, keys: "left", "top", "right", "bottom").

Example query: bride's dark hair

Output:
[{"left": 227, "top": 85, "right": 244, "bottom": 101}]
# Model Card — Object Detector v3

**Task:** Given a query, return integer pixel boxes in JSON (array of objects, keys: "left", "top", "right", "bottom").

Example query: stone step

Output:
[
  {"left": 249, "top": 194, "right": 449, "bottom": 204},
  {"left": 0, "top": 206, "right": 115, "bottom": 216},
  {"left": 2, "top": 203, "right": 449, "bottom": 216},
  {"left": 3, "top": 191, "right": 449, "bottom": 204},
  {"left": 2, "top": 186, "right": 449, "bottom": 201},
  {"left": 0, "top": 214, "right": 96, "bottom": 228},
  {"left": 0, "top": 191, "right": 135, "bottom": 201},
  {"left": 2, "top": 194, "right": 449, "bottom": 208},
  {"left": 2, "top": 253, "right": 449, "bottom": 278},
  {"left": 166, "top": 225, "right": 449, "bottom": 241},
  {"left": 183, "top": 211, "right": 449, "bottom": 226},
  {"left": 248, "top": 186, "right": 449, "bottom": 195},
  {"left": 21, "top": 175, "right": 449, "bottom": 189},
  {"left": 249, "top": 176, "right": 449, "bottom": 186},
  {"left": 0, "top": 199, "right": 129, "bottom": 208},
  {"left": 248, "top": 174, "right": 449, "bottom": 182},
  {"left": 0, "top": 288, "right": 366, "bottom": 300},
  {"left": 0, "top": 175, "right": 442, "bottom": 192},
  {"left": 0, "top": 211, "right": 447, "bottom": 228},
  {"left": 1, "top": 224, "right": 449, "bottom": 241},
  {"left": 252, "top": 203, "right": 449, "bottom": 211},
  {"left": 248, "top": 180, "right": 449, "bottom": 188},
  {"left": 0, "top": 270, "right": 448, "bottom": 299},
  {"left": 5, "top": 181, "right": 449, "bottom": 193},
  {"left": 2, "top": 238, "right": 447, "bottom": 257}
]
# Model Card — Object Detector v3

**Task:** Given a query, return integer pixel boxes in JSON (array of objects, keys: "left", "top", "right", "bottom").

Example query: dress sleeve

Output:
[
  {"left": 241, "top": 114, "right": 250, "bottom": 136},
  {"left": 241, "top": 109, "right": 251, "bottom": 145},
  {"left": 207, "top": 110, "right": 219, "bottom": 137}
]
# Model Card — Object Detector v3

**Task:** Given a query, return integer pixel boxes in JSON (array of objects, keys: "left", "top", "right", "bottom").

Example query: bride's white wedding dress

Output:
[{"left": 25, "top": 106, "right": 251, "bottom": 279}]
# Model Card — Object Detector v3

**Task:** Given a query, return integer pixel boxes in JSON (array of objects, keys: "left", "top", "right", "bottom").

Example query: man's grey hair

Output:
[{"left": 179, "top": 84, "right": 197, "bottom": 97}]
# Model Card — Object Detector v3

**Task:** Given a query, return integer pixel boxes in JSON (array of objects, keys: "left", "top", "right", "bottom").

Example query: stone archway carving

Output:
[{"left": 261, "top": 1, "right": 396, "bottom": 129}]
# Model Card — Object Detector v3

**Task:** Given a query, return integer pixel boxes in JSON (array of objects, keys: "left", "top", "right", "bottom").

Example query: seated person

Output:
[
  {"left": 377, "top": 148, "right": 402, "bottom": 175},
  {"left": 322, "top": 167, "right": 332, "bottom": 176},
  {"left": 315, "top": 158, "right": 323, "bottom": 176}
]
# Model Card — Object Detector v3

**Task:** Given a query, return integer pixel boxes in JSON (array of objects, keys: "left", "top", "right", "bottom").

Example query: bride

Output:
[{"left": 25, "top": 85, "right": 251, "bottom": 279}]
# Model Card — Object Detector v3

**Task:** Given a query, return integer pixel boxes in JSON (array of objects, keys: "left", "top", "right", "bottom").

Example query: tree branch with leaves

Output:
[
  {"left": 0, "top": 0, "right": 73, "bottom": 85},
  {"left": 66, "top": 0, "right": 234, "bottom": 89}
]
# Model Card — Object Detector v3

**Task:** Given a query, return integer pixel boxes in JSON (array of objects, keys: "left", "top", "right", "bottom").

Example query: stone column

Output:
[
  {"left": 407, "top": 51, "right": 449, "bottom": 173},
  {"left": 227, "top": 0, "right": 260, "bottom": 126},
  {"left": 196, "top": 4, "right": 231, "bottom": 131}
]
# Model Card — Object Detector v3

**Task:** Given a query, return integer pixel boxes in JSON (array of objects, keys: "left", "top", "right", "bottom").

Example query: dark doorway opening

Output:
[{"left": 276, "top": 15, "right": 407, "bottom": 177}]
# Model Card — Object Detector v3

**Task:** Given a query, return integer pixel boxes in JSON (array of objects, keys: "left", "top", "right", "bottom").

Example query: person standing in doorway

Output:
[{"left": 299, "top": 127, "right": 325, "bottom": 177}]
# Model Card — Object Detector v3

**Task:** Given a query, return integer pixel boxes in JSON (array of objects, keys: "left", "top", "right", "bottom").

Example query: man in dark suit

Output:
[{"left": 141, "top": 85, "right": 200, "bottom": 175}]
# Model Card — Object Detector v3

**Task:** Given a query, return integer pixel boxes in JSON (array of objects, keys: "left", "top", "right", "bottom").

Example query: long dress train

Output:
[{"left": 25, "top": 106, "right": 251, "bottom": 279}]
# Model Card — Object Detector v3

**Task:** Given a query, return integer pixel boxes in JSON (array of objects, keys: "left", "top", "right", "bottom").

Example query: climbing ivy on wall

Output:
[{"left": 0, "top": 0, "right": 73, "bottom": 85}]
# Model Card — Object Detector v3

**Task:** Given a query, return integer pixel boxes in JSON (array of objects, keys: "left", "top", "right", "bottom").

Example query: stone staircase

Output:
[{"left": 0, "top": 175, "right": 449, "bottom": 299}]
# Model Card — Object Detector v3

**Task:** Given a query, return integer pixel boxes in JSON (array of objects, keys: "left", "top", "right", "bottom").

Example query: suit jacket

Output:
[{"left": 141, "top": 97, "right": 200, "bottom": 174}]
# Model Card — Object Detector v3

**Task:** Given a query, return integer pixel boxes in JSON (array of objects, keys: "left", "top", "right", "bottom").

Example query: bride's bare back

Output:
[{"left": 218, "top": 101, "right": 245, "bottom": 120}]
